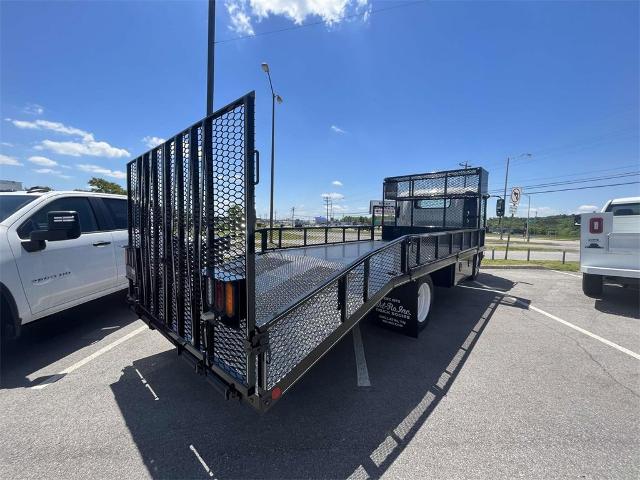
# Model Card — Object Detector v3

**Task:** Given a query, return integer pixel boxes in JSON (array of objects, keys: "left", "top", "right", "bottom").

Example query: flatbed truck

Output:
[{"left": 126, "top": 92, "right": 489, "bottom": 411}]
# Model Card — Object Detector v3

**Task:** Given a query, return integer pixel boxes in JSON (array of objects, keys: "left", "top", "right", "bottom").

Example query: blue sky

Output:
[{"left": 1, "top": 0, "right": 638, "bottom": 218}]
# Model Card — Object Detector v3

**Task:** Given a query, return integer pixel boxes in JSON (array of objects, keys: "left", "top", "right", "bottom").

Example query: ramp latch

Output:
[{"left": 244, "top": 330, "right": 269, "bottom": 356}]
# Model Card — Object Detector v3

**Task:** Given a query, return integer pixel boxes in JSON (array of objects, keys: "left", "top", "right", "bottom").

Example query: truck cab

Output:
[
  {"left": 0, "top": 190, "right": 129, "bottom": 339},
  {"left": 579, "top": 196, "right": 640, "bottom": 297}
]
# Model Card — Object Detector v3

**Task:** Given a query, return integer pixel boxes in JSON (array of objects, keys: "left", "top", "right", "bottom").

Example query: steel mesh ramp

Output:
[
  {"left": 255, "top": 240, "right": 386, "bottom": 327},
  {"left": 127, "top": 92, "right": 257, "bottom": 389}
]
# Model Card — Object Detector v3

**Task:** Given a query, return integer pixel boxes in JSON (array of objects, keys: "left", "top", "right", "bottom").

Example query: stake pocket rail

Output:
[{"left": 126, "top": 92, "right": 489, "bottom": 411}]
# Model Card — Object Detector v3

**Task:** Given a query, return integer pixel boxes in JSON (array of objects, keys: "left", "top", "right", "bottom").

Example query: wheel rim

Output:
[{"left": 417, "top": 282, "right": 432, "bottom": 324}]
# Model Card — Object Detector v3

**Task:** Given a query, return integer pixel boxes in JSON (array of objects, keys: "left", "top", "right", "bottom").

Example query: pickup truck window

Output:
[
  {"left": 0, "top": 195, "right": 37, "bottom": 222},
  {"left": 605, "top": 203, "right": 640, "bottom": 216},
  {"left": 103, "top": 198, "right": 128, "bottom": 229},
  {"left": 17, "top": 197, "right": 99, "bottom": 239}
]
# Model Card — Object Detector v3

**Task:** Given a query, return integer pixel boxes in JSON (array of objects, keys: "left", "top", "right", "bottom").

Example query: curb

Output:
[{"left": 481, "top": 265, "right": 548, "bottom": 270}]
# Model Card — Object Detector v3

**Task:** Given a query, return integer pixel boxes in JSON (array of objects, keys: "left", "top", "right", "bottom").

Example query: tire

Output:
[
  {"left": 0, "top": 297, "right": 17, "bottom": 342},
  {"left": 417, "top": 276, "right": 434, "bottom": 329},
  {"left": 582, "top": 273, "right": 603, "bottom": 298}
]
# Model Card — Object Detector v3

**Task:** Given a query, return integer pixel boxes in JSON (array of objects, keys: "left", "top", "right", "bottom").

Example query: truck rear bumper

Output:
[{"left": 581, "top": 265, "right": 640, "bottom": 279}]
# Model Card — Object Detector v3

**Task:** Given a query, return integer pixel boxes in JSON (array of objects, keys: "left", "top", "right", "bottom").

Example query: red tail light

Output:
[
  {"left": 214, "top": 280, "right": 224, "bottom": 311},
  {"left": 589, "top": 217, "right": 603, "bottom": 234}
]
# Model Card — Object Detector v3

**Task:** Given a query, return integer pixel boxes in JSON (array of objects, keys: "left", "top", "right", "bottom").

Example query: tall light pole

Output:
[
  {"left": 525, "top": 193, "right": 531, "bottom": 242},
  {"left": 499, "top": 153, "right": 531, "bottom": 239},
  {"left": 261, "top": 62, "right": 283, "bottom": 240},
  {"left": 206, "top": 0, "right": 216, "bottom": 115}
]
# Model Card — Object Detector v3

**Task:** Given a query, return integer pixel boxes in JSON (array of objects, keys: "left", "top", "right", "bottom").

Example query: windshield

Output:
[
  {"left": 605, "top": 202, "right": 640, "bottom": 216},
  {"left": 0, "top": 195, "right": 37, "bottom": 222}
]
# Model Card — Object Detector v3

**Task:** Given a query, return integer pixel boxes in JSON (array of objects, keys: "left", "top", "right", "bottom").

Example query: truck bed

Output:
[{"left": 255, "top": 240, "right": 388, "bottom": 326}]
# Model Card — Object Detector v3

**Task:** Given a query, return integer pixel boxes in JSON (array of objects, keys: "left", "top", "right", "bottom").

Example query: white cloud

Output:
[
  {"left": 332, "top": 180, "right": 343, "bottom": 186},
  {"left": 77, "top": 163, "right": 126, "bottom": 179},
  {"left": 1, "top": 142, "right": 14, "bottom": 147},
  {"left": 23, "top": 103, "right": 44, "bottom": 115},
  {"left": 330, "top": 125, "right": 346, "bottom": 134},
  {"left": 32, "top": 168, "right": 72, "bottom": 179},
  {"left": 321, "top": 192, "right": 344, "bottom": 200},
  {"left": 531, "top": 206, "right": 559, "bottom": 217},
  {"left": 142, "top": 136, "right": 165, "bottom": 149},
  {"left": 226, "top": 0, "right": 369, "bottom": 35},
  {"left": 226, "top": 0, "right": 255, "bottom": 35},
  {"left": 576, "top": 205, "right": 598, "bottom": 214},
  {"left": 28, "top": 155, "right": 58, "bottom": 167},
  {"left": 6, "top": 118, "right": 130, "bottom": 158},
  {"left": 0, "top": 154, "right": 22, "bottom": 166},
  {"left": 36, "top": 139, "right": 129, "bottom": 158}
]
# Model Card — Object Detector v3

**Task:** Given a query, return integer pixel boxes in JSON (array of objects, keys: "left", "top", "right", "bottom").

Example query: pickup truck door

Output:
[
  {"left": 9, "top": 196, "right": 117, "bottom": 316},
  {"left": 101, "top": 197, "right": 129, "bottom": 287}
]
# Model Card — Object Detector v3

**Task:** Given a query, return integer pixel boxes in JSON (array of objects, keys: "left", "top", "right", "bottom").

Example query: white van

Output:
[{"left": 0, "top": 189, "right": 128, "bottom": 338}]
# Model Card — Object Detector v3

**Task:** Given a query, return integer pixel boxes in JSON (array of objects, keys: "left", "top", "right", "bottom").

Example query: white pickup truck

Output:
[
  {"left": 0, "top": 189, "right": 128, "bottom": 339},
  {"left": 579, "top": 196, "right": 640, "bottom": 297}
]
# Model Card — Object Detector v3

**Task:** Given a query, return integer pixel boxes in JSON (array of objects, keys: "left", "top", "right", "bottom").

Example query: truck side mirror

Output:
[
  {"left": 573, "top": 214, "right": 581, "bottom": 226},
  {"left": 496, "top": 198, "right": 505, "bottom": 217},
  {"left": 22, "top": 211, "right": 81, "bottom": 252}
]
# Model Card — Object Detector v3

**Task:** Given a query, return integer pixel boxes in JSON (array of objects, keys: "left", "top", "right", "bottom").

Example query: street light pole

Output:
[
  {"left": 499, "top": 156, "right": 510, "bottom": 240},
  {"left": 261, "top": 63, "right": 282, "bottom": 242},
  {"left": 526, "top": 194, "right": 531, "bottom": 242}
]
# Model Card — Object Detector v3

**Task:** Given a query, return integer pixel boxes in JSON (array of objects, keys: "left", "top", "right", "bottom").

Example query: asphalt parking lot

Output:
[{"left": 1, "top": 269, "right": 638, "bottom": 479}]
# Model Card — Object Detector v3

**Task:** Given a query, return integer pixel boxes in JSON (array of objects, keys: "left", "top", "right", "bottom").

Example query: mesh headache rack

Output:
[{"left": 126, "top": 92, "right": 488, "bottom": 411}]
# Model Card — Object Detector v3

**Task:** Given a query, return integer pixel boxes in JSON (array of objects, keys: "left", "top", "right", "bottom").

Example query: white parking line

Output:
[
  {"left": 352, "top": 325, "right": 371, "bottom": 387},
  {"left": 135, "top": 368, "right": 159, "bottom": 401},
  {"left": 551, "top": 270, "right": 581, "bottom": 278},
  {"left": 189, "top": 444, "right": 214, "bottom": 477},
  {"left": 458, "top": 284, "right": 640, "bottom": 361},
  {"left": 31, "top": 324, "right": 148, "bottom": 390}
]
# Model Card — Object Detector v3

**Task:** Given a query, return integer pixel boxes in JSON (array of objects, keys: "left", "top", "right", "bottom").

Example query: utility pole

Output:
[
  {"left": 499, "top": 153, "right": 532, "bottom": 240},
  {"left": 206, "top": 0, "right": 216, "bottom": 116},
  {"left": 459, "top": 161, "right": 471, "bottom": 188},
  {"left": 291, "top": 206, "right": 295, "bottom": 226},
  {"left": 324, "top": 197, "right": 331, "bottom": 225}
]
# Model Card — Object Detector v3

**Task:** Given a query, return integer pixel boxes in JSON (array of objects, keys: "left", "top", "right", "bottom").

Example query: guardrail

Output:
[{"left": 256, "top": 225, "right": 381, "bottom": 252}]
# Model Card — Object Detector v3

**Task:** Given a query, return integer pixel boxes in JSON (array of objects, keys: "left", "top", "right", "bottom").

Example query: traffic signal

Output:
[{"left": 496, "top": 198, "right": 505, "bottom": 217}]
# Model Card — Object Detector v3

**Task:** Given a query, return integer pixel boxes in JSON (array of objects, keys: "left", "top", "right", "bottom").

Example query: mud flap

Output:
[{"left": 368, "top": 280, "right": 421, "bottom": 338}]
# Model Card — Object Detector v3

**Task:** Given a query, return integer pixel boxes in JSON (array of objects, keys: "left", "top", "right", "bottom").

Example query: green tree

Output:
[{"left": 88, "top": 177, "right": 126, "bottom": 195}]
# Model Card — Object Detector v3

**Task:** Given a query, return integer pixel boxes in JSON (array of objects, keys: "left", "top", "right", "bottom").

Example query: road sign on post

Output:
[
  {"left": 510, "top": 186, "right": 522, "bottom": 206},
  {"left": 505, "top": 187, "right": 523, "bottom": 258}
]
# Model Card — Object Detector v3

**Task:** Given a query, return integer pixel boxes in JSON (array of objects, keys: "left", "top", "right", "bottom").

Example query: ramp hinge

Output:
[{"left": 244, "top": 330, "right": 269, "bottom": 355}]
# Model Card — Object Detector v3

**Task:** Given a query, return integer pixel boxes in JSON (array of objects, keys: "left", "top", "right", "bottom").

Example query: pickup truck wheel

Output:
[
  {"left": 1, "top": 298, "right": 17, "bottom": 342},
  {"left": 582, "top": 273, "right": 603, "bottom": 298},
  {"left": 417, "top": 276, "right": 434, "bottom": 327}
]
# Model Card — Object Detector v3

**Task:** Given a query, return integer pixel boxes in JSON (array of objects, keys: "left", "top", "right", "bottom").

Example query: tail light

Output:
[
  {"left": 205, "top": 276, "right": 246, "bottom": 329},
  {"left": 589, "top": 217, "right": 603, "bottom": 234}
]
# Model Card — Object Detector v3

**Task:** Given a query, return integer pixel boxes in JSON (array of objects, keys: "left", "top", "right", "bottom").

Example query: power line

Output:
[
  {"left": 487, "top": 171, "right": 640, "bottom": 194},
  {"left": 524, "top": 180, "right": 640, "bottom": 195},
  {"left": 215, "top": 1, "right": 424, "bottom": 44}
]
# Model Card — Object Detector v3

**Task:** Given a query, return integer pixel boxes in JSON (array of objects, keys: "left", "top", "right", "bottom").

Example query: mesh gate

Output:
[{"left": 127, "top": 92, "right": 256, "bottom": 387}]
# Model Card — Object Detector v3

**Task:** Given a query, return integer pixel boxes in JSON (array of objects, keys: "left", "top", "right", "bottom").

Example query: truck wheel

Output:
[
  {"left": 582, "top": 273, "right": 603, "bottom": 298},
  {"left": 1, "top": 297, "right": 17, "bottom": 342},
  {"left": 417, "top": 276, "right": 434, "bottom": 328}
]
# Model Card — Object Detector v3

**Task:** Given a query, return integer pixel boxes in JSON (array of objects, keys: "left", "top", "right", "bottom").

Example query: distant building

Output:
[
  {"left": 0, "top": 180, "right": 23, "bottom": 192},
  {"left": 314, "top": 216, "right": 327, "bottom": 224}
]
